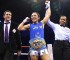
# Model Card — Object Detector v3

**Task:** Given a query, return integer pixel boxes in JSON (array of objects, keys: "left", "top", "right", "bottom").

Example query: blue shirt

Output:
[{"left": 29, "top": 22, "right": 44, "bottom": 43}]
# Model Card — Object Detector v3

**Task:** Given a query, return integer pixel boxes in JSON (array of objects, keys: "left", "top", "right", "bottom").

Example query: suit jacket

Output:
[{"left": 0, "top": 21, "right": 21, "bottom": 54}]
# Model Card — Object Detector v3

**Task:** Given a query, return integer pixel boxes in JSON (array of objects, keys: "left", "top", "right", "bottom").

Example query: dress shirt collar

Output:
[{"left": 4, "top": 20, "right": 11, "bottom": 24}]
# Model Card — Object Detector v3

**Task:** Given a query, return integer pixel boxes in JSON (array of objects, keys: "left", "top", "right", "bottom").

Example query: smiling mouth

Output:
[
  {"left": 32, "top": 18, "right": 37, "bottom": 20},
  {"left": 7, "top": 17, "right": 10, "bottom": 18}
]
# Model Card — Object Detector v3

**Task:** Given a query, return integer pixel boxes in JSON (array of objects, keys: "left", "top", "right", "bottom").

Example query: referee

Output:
[{"left": 46, "top": 15, "right": 70, "bottom": 60}]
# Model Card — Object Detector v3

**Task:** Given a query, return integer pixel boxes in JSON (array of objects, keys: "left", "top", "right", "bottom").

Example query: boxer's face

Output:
[
  {"left": 31, "top": 12, "right": 40, "bottom": 23},
  {"left": 59, "top": 16, "right": 67, "bottom": 26}
]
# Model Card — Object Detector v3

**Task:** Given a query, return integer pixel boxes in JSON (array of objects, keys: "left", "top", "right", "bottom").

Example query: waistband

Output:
[{"left": 55, "top": 40, "right": 69, "bottom": 42}]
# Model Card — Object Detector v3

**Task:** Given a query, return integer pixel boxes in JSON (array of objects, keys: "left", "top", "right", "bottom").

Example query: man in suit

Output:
[{"left": 0, "top": 10, "right": 21, "bottom": 60}]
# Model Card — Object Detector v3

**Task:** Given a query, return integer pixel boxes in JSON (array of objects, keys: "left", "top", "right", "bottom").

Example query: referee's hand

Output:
[{"left": 17, "top": 50, "right": 21, "bottom": 57}]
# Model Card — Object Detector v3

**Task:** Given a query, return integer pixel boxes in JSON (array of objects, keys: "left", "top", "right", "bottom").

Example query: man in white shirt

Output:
[{"left": 47, "top": 15, "right": 70, "bottom": 60}]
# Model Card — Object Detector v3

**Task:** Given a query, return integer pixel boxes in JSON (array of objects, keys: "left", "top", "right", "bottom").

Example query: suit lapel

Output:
[{"left": 9, "top": 22, "right": 13, "bottom": 37}]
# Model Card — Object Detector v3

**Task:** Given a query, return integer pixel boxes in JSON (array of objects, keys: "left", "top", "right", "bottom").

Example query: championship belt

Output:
[{"left": 30, "top": 39, "right": 46, "bottom": 49}]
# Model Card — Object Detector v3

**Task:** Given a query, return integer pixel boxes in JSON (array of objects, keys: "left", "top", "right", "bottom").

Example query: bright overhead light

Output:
[{"left": 33, "top": 0, "right": 38, "bottom": 3}]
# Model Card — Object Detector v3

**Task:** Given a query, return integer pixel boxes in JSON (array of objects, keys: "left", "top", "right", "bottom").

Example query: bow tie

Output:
[{"left": 60, "top": 25, "right": 65, "bottom": 27}]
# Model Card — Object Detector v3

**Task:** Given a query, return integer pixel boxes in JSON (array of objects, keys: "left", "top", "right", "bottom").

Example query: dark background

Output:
[{"left": 0, "top": 0, "right": 70, "bottom": 60}]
